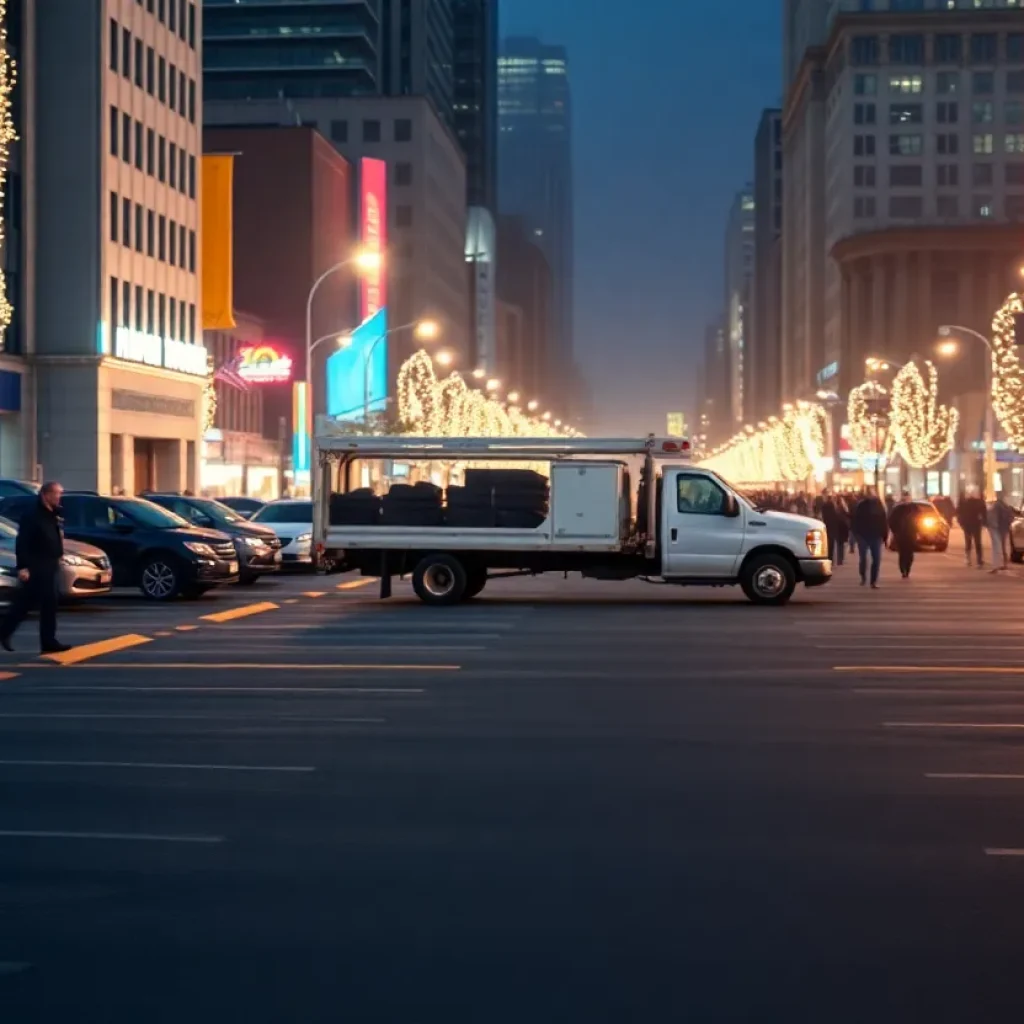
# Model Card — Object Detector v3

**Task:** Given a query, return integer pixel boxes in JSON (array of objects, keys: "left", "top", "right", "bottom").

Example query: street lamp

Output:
[
  {"left": 310, "top": 332, "right": 352, "bottom": 357},
  {"left": 527, "top": 400, "right": 539, "bottom": 412},
  {"left": 471, "top": 368, "right": 487, "bottom": 380},
  {"left": 542, "top": 411, "right": 552, "bottom": 421},
  {"left": 937, "top": 324, "right": 996, "bottom": 499},
  {"left": 432, "top": 349, "right": 454, "bottom": 368},
  {"left": 485, "top": 378, "right": 501, "bottom": 393},
  {"left": 507, "top": 391, "right": 520, "bottom": 404}
]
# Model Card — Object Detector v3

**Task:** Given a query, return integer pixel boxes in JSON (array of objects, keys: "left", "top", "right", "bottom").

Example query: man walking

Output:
[
  {"left": 987, "top": 492, "right": 1016, "bottom": 573},
  {"left": 889, "top": 491, "right": 918, "bottom": 579},
  {"left": 821, "top": 492, "right": 849, "bottom": 567},
  {"left": 852, "top": 488, "right": 889, "bottom": 589},
  {"left": 0, "top": 481, "right": 71, "bottom": 654},
  {"left": 956, "top": 486, "right": 987, "bottom": 567}
]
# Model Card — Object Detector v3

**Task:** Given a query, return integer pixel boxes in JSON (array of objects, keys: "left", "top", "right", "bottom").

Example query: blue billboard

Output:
[{"left": 326, "top": 307, "right": 388, "bottom": 421}]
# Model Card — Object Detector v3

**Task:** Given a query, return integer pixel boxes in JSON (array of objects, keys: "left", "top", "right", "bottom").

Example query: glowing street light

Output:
[
  {"left": 554, "top": 419, "right": 562, "bottom": 428},
  {"left": 936, "top": 339, "right": 959, "bottom": 358},
  {"left": 507, "top": 391, "right": 520, "bottom": 404},
  {"left": 472, "top": 368, "right": 487, "bottom": 380},
  {"left": 353, "top": 248, "right": 384, "bottom": 273},
  {"left": 542, "top": 411, "right": 552, "bottom": 421},
  {"left": 485, "top": 378, "right": 502, "bottom": 393},
  {"left": 433, "top": 349, "right": 454, "bottom": 368},
  {"left": 414, "top": 319, "right": 440, "bottom": 341},
  {"left": 527, "top": 400, "right": 539, "bottom": 412}
]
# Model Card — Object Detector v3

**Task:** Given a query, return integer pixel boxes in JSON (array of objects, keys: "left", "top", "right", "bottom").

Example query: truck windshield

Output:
[{"left": 705, "top": 471, "right": 754, "bottom": 509}]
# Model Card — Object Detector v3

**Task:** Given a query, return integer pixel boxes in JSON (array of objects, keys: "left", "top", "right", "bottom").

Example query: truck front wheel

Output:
[
  {"left": 463, "top": 567, "right": 488, "bottom": 600},
  {"left": 740, "top": 554, "right": 796, "bottom": 606},
  {"left": 412, "top": 553, "right": 468, "bottom": 605}
]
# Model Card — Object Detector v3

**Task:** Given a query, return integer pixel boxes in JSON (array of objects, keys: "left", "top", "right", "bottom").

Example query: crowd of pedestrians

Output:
[{"left": 746, "top": 484, "right": 1020, "bottom": 587}]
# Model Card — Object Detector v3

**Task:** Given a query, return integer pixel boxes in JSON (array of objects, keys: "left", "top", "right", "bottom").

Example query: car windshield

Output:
[
  {"left": 251, "top": 502, "right": 313, "bottom": 525},
  {"left": 189, "top": 498, "right": 244, "bottom": 525},
  {"left": 115, "top": 499, "right": 190, "bottom": 529},
  {"left": 0, "top": 516, "right": 16, "bottom": 539}
]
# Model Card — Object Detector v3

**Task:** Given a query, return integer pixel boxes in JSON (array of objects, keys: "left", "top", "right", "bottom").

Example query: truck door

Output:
[{"left": 663, "top": 471, "right": 747, "bottom": 577}]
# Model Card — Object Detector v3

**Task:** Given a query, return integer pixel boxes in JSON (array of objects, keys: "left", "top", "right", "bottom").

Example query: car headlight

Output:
[
  {"left": 296, "top": 533, "right": 312, "bottom": 545},
  {"left": 0, "top": 566, "right": 17, "bottom": 578},
  {"left": 920, "top": 516, "right": 938, "bottom": 530},
  {"left": 60, "top": 554, "right": 90, "bottom": 567},
  {"left": 242, "top": 536, "right": 268, "bottom": 548},
  {"left": 806, "top": 529, "right": 826, "bottom": 558},
  {"left": 184, "top": 542, "right": 215, "bottom": 557}
]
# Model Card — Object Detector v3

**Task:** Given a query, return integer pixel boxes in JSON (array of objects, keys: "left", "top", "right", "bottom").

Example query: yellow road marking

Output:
[
  {"left": 154, "top": 631, "right": 172, "bottom": 637},
  {"left": 0, "top": 672, "right": 18, "bottom": 681},
  {"left": 302, "top": 591, "right": 326, "bottom": 599},
  {"left": 36, "top": 662, "right": 458, "bottom": 672},
  {"left": 200, "top": 602, "right": 278, "bottom": 624},
  {"left": 836, "top": 666, "right": 1024, "bottom": 675},
  {"left": 175, "top": 624, "right": 198, "bottom": 632},
  {"left": 284, "top": 598, "right": 300, "bottom": 605},
  {"left": 41, "top": 634, "right": 152, "bottom": 666},
  {"left": 337, "top": 578, "right": 375, "bottom": 591}
]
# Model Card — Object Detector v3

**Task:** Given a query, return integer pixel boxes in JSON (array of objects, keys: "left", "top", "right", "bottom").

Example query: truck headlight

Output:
[{"left": 806, "top": 529, "right": 826, "bottom": 558}]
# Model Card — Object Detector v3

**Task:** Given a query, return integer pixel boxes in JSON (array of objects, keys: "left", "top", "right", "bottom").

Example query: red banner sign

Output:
[{"left": 360, "top": 157, "right": 387, "bottom": 320}]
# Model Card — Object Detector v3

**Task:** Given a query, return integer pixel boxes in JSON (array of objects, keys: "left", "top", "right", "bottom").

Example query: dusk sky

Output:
[{"left": 501, "top": 0, "right": 781, "bottom": 435}]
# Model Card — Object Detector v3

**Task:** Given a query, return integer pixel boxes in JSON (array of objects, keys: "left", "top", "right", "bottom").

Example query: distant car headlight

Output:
[
  {"left": 60, "top": 554, "right": 90, "bottom": 567},
  {"left": 184, "top": 542, "right": 216, "bottom": 557},
  {"left": 920, "top": 516, "right": 938, "bottom": 530},
  {"left": 806, "top": 529, "right": 827, "bottom": 558}
]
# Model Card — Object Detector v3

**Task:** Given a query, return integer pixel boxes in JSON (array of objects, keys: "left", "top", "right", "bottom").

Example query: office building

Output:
[
  {"left": 381, "top": 0, "right": 455, "bottom": 128},
  {"left": 202, "top": 0, "right": 381, "bottom": 102},
  {"left": 34, "top": 0, "right": 205, "bottom": 493},
  {"left": 751, "top": 109, "right": 784, "bottom": 422},
  {"left": 723, "top": 187, "right": 755, "bottom": 430},
  {"left": 453, "top": 0, "right": 497, "bottom": 213},
  {"left": 702, "top": 321, "right": 730, "bottom": 448},
  {"left": 498, "top": 36, "right": 573, "bottom": 390}
]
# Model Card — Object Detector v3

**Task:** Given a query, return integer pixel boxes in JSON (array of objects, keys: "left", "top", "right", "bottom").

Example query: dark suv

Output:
[
  {"left": 144, "top": 494, "right": 282, "bottom": 585},
  {"left": 0, "top": 494, "right": 240, "bottom": 600}
]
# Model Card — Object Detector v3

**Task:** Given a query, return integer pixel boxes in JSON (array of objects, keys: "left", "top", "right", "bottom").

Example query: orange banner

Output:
[{"left": 201, "top": 154, "right": 235, "bottom": 330}]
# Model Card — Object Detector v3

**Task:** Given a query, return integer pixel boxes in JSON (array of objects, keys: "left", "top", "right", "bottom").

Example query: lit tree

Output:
[
  {"left": 0, "top": 0, "right": 17, "bottom": 338},
  {"left": 847, "top": 379, "right": 890, "bottom": 467},
  {"left": 991, "top": 292, "right": 1024, "bottom": 449},
  {"left": 202, "top": 354, "right": 217, "bottom": 435},
  {"left": 889, "top": 360, "right": 958, "bottom": 468}
]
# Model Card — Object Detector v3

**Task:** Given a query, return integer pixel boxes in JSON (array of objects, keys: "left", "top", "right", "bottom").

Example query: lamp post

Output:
[{"left": 937, "top": 324, "right": 996, "bottom": 500}]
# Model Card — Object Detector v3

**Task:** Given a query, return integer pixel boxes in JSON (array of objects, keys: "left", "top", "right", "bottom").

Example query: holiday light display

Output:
[
  {"left": 202, "top": 354, "right": 217, "bottom": 435},
  {"left": 847, "top": 379, "right": 890, "bottom": 466},
  {"left": 888, "top": 360, "right": 958, "bottom": 468},
  {"left": 0, "top": 0, "right": 16, "bottom": 338},
  {"left": 991, "top": 291, "right": 1024, "bottom": 449}
]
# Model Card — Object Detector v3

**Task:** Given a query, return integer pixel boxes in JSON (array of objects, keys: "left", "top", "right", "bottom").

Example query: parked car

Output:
[
  {"left": 0, "top": 514, "right": 112, "bottom": 600},
  {"left": 0, "top": 494, "right": 239, "bottom": 600},
  {"left": 887, "top": 500, "right": 950, "bottom": 553},
  {"left": 250, "top": 499, "right": 314, "bottom": 567},
  {"left": 0, "top": 479, "right": 38, "bottom": 498},
  {"left": 0, "top": 548, "right": 18, "bottom": 605},
  {"left": 145, "top": 494, "right": 282, "bottom": 585},
  {"left": 218, "top": 496, "right": 265, "bottom": 520}
]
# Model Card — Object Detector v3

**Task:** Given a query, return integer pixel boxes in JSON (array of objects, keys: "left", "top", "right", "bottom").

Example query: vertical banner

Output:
[
  {"left": 360, "top": 157, "right": 387, "bottom": 320},
  {"left": 201, "top": 154, "right": 236, "bottom": 330},
  {"left": 292, "top": 381, "right": 310, "bottom": 473}
]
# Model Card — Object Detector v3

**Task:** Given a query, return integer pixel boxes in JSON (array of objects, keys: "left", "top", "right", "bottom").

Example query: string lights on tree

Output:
[
  {"left": 888, "top": 359, "right": 958, "bottom": 468},
  {"left": 991, "top": 291, "right": 1024, "bottom": 449},
  {"left": 847, "top": 379, "right": 890, "bottom": 467},
  {"left": 0, "top": 0, "right": 16, "bottom": 338},
  {"left": 202, "top": 354, "right": 217, "bottom": 435}
]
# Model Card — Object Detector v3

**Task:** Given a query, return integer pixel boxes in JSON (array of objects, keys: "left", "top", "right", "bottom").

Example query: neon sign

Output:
[{"left": 238, "top": 344, "right": 293, "bottom": 384}]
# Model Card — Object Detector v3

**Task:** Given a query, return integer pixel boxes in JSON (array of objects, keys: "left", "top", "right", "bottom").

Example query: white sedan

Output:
[{"left": 249, "top": 500, "right": 314, "bottom": 567}]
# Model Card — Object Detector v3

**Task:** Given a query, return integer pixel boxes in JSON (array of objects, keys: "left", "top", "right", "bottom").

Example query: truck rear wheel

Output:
[
  {"left": 412, "top": 553, "right": 467, "bottom": 605},
  {"left": 740, "top": 554, "right": 796, "bottom": 606}
]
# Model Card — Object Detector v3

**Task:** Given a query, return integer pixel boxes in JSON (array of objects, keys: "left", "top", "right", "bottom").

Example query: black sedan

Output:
[
  {"left": 887, "top": 500, "right": 950, "bottom": 553},
  {"left": 218, "top": 496, "right": 265, "bottom": 520}
]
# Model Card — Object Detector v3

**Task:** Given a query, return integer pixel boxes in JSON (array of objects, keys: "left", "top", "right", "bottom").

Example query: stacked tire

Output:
[
  {"left": 463, "top": 468, "right": 549, "bottom": 530},
  {"left": 382, "top": 482, "right": 445, "bottom": 527},
  {"left": 329, "top": 488, "right": 382, "bottom": 526}
]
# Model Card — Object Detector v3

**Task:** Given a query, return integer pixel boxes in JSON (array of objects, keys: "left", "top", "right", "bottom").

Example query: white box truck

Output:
[{"left": 312, "top": 435, "right": 832, "bottom": 606}]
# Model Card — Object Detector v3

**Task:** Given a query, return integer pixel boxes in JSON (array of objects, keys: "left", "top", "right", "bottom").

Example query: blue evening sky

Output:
[{"left": 501, "top": 0, "right": 781, "bottom": 434}]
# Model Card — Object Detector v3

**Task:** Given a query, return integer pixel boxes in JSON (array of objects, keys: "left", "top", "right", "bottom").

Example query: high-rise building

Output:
[
  {"left": 453, "top": 0, "right": 497, "bottom": 213},
  {"left": 723, "top": 187, "right": 755, "bottom": 430},
  {"left": 702, "top": 321, "right": 730, "bottom": 448},
  {"left": 34, "top": 0, "right": 206, "bottom": 493},
  {"left": 381, "top": 0, "right": 455, "bottom": 129},
  {"left": 498, "top": 36, "right": 573, "bottom": 391},
  {"left": 202, "top": 0, "right": 381, "bottom": 102},
  {"left": 751, "top": 109, "right": 783, "bottom": 422}
]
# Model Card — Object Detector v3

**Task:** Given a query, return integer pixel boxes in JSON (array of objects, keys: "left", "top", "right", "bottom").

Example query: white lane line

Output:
[
  {"left": 0, "top": 830, "right": 224, "bottom": 844},
  {"left": 884, "top": 722, "right": 1024, "bottom": 730},
  {"left": 0, "top": 759, "right": 315, "bottom": 772},
  {"left": 0, "top": 713, "right": 386, "bottom": 723},
  {"left": 985, "top": 848, "right": 1024, "bottom": 857},
  {"left": 926, "top": 773, "right": 1024, "bottom": 780},
  {"left": 22, "top": 686, "right": 424, "bottom": 695}
]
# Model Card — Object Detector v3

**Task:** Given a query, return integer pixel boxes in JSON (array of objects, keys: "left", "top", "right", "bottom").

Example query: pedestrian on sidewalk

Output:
[
  {"left": 821, "top": 491, "right": 849, "bottom": 567},
  {"left": 987, "top": 493, "right": 1015, "bottom": 573},
  {"left": 0, "top": 481, "right": 72, "bottom": 654},
  {"left": 852, "top": 488, "right": 889, "bottom": 589},
  {"left": 956, "top": 487, "right": 987, "bottom": 567},
  {"left": 889, "top": 491, "right": 918, "bottom": 579}
]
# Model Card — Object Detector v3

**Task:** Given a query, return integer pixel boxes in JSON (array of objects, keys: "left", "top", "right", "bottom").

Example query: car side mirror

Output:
[{"left": 723, "top": 495, "right": 741, "bottom": 518}]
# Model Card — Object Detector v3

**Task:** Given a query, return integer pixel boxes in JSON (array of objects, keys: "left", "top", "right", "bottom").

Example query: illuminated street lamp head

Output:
[
  {"left": 554, "top": 419, "right": 562, "bottom": 428},
  {"left": 507, "top": 391, "right": 520, "bottom": 404},
  {"left": 542, "top": 411, "right": 552, "bottom": 420},
  {"left": 414, "top": 319, "right": 440, "bottom": 341},
  {"left": 472, "top": 367, "right": 486, "bottom": 380},
  {"left": 353, "top": 248, "right": 383, "bottom": 273},
  {"left": 937, "top": 339, "right": 959, "bottom": 358},
  {"left": 527, "top": 400, "right": 539, "bottom": 412},
  {"left": 485, "top": 378, "right": 501, "bottom": 393},
  {"left": 337, "top": 334, "right": 353, "bottom": 350},
  {"left": 433, "top": 349, "right": 454, "bottom": 368}
]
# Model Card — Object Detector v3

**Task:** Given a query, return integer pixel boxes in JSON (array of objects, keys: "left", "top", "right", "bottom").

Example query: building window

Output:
[
  {"left": 179, "top": 150, "right": 186, "bottom": 194},
  {"left": 169, "top": 64, "right": 176, "bottom": 112},
  {"left": 147, "top": 289, "right": 155, "bottom": 333},
  {"left": 169, "top": 297, "right": 176, "bottom": 340},
  {"left": 363, "top": 119, "right": 381, "bottom": 143},
  {"left": 169, "top": 219, "right": 176, "bottom": 265},
  {"left": 889, "top": 196, "right": 923, "bottom": 218},
  {"left": 1007, "top": 195, "right": 1024, "bottom": 222},
  {"left": 851, "top": 35, "right": 880, "bottom": 66},
  {"left": 168, "top": 0, "right": 176, "bottom": 32},
  {"left": 146, "top": 128, "right": 155, "bottom": 174},
  {"left": 937, "top": 195, "right": 959, "bottom": 218},
  {"left": 889, "top": 134, "right": 923, "bottom": 156},
  {"left": 134, "top": 121, "right": 143, "bottom": 170},
  {"left": 394, "top": 118, "right": 413, "bottom": 142},
  {"left": 1006, "top": 133, "right": 1024, "bottom": 154},
  {"left": 110, "top": 277, "right": 119, "bottom": 330},
  {"left": 158, "top": 56, "right": 166, "bottom": 102},
  {"left": 937, "top": 133, "right": 960, "bottom": 155},
  {"left": 854, "top": 103, "right": 876, "bottom": 125},
  {"left": 122, "top": 197, "right": 131, "bottom": 247},
  {"left": 853, "top": 134, "right": 876, "bottom": 157},
  {"left": 146, "top": 46, "right": 154, "bottom": 95},
  {"left": 1009, "top": 70, "right": 1024, "bottom": 95},
  {"left": 1008, "top": 164, "right": 1024, "bottom": 185},
  {"left": 938, "top": 163, "right": 959, "bottom": 186},
  {"left": 188, "top": 155, "right": 196, "bottom": 199},
  {"left": 937, "top": 72, "right": 959, "bottom": 95},
  {"left": 179, "top": 225, "right": 186, "bottom": 268},
  {"left": 122, "top": 281, "right": 131, "bottom": 329},
  {"left": 973, "top": 100, "right": 994, "bottom": 123},
  {"left": 974, "top": 133, "right": 995, "bottom": 154},
  {"left": 935, "top": 34, "right": 963, "bottom": 64},
  {"left": 134, "top": 38, "right": 142, "bottom": 87},
  {"left": 178, "top": 71, "right": 186, "bottom": 118},
  {"left": 179, "top": 300, "right": 187, "bottom": 340},
  {"left": 973, "top": 71, "right": 995, "bottom": 95},
  {"left": 396, "top": 205, "right": 413, "bottom": 228},
  {"left": 122, "top": 112, "right": 131, "bottom": 163},
  {"left": 854, "top": 165, "right": 876, "bottom": 187},
  {"left": 109, "top": 105, "right": 118, "bottom": 156},
  {"left": 121, "top": 27, "right": 131, "bottom": 80},
  {"left": 973, "top": 196, "right": 994, "bottom": 218},
  {"left": 109, "top": 18, "right": 118, "bottom": 72},
  {"left": 890, "top": 103, "right": 922, "bottom": 125},
  {"left": 854, "top": 73, "right": 877, "bottom": 96},
  {"left": 189, "top": 304, "right": 195, "bottom": 344},
  {"left": 395, "top": 162, "right": 413, "bottom": 186},
  {"left": 890, "top": 165, "right": 922, "bottom": 187},
  {"left": 158, "top": 215, "right": 166, "bottom": 261},
  {"left": 179, "top": 0, "right": 187, "bottom": 41},
  {"left": 889, "top": 34, "right": 924, "bottom": 65},
  {"left": 134, "top": 286, "right": 143, "bottom": 330},
  {"left": 158, "top": 137, "right": 166, "bottom": 182},
  {"left": 109, "top": 192, "right": 118, "bottom": 242},
  {"left": 188, "top": 3, "right": 196, "bottom": 48},
  {"left": 188, "top": 80, "right": 196, "bottom": 124},
  {"left": 158, "top": 294, "right": 166, "bottom": 336},
  {"left": 971, "top": 33, "right": 998, "bottom": 64},
  {"left": 854, "top": 196, "right": 876, "bottom": 218},
  {"left": 144, "top": 209, "right": 153, "bottom": 257},
  {"left": 937, "top": 102, "right": 958, "bottom": 124},
  {"left": 973, "top": 163, "right": 994, "bottom": 187},
  {"left": 134, "top": 204, "right": 143, "bottom": 253},
  {"left": 1008, "top": 100, "right": 1024, "bottom": 126},
  {"left": 168, "top": 143, "right": 176, "bottom": 189},
  {"left": 330, "top": 119, "right": 347, "bottom": 142},
  {"left": 1009, "top": 33, "right": 1024, "bottom": 63},
  {"left": 889, "top": 75, "right": 922, "bottom": 95},
  {"left": 189, "top": 230, "right": 196, "bottom": 272}
]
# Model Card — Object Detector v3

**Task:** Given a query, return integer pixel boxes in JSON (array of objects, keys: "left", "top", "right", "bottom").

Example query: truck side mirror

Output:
[{"left": 723, "top": 495, "right": 741, "bottom": 518}]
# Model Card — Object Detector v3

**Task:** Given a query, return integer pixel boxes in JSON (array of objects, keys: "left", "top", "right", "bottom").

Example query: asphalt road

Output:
[{"left": 3, "top": 551, "right": 1024, "bottom": 1021}]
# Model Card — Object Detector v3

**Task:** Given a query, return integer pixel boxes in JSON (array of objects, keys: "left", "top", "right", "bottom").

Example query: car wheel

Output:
[
  {"left": 412, "top": 553, "right": 467, "bottom": 606},
  {"left": 740, "top": 554, "right": 797, "bottom": 606},
  {"left": 140, "top": 556, "right": 181, "bottom": 601}
]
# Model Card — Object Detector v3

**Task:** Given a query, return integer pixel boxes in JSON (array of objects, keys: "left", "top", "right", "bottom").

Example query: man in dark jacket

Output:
[
  {"left": 956, "top": 487, "right": 987, "bottom": 567},
  {"left": 821, "top": 492, "right": 849, "bottom": 567},
  {"left": 889, "top": 492, "right": 919, "bottom": 579},
  {"left": 0, "top": 482, "right": 71, "bottom": 654},
  {"left": 852, "top": 488, "right": 889, "bottom": 588}
]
